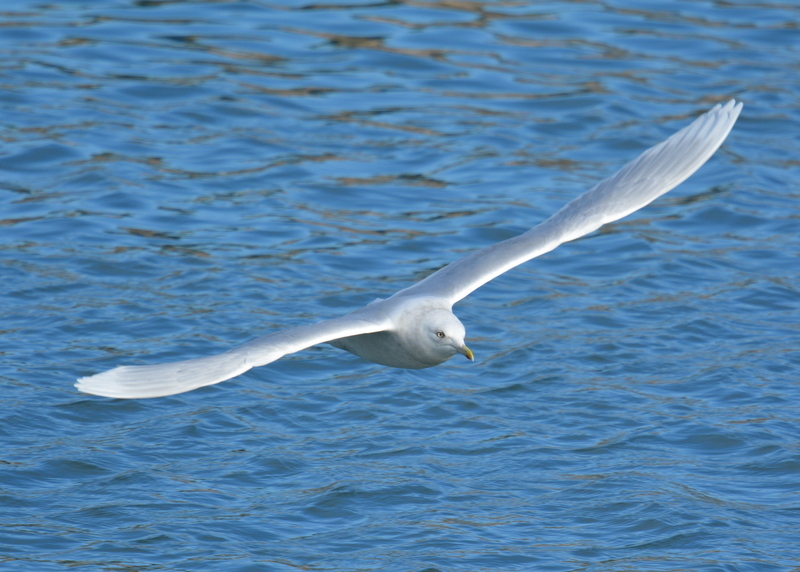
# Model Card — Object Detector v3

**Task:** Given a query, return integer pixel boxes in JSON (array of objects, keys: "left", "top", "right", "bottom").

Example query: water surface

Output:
[{"left": 1, "top": 1, "right": 799, "bottom": 570}]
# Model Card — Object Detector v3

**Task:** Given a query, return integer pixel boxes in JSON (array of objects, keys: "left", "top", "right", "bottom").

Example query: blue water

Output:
[{"left": 2, "top": 0, "right": 799, "bottom": 570}]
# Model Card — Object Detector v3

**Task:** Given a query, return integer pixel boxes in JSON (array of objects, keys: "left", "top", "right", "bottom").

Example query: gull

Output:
[{"left": 76, "top": 100, "right": 742, "bottom": 399}]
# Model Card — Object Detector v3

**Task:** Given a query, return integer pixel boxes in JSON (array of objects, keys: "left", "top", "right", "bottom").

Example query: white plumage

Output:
[{"left": 77, "top": 100, "right": 742, "bottom": 399}]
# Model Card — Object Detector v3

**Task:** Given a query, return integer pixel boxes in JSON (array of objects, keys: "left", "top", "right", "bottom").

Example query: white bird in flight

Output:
[{"left": 77, "top": 100, "right": 742, "bottom": 399}]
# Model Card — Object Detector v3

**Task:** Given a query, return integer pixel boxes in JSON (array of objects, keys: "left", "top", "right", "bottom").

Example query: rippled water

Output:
[{"left": 2, "top": 1, "right": 799, "bottom": 570}]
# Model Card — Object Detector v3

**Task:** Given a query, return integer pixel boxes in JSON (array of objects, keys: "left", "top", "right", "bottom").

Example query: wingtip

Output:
[
  {"left": 74, "top": 376, "right": 92, "bottom": 394},
  {"left": 75, "top": 371, "right": 127, "bottom": 399},
  {"left": 720, "top": 98, "right": 743, "bottom": 119},
  {"left": 73, "top": 350, "right": 258, "bottom": 399},
  {"left": 706, "top": 98, "right": 741, "bottom": 117},
  {"left": 74, "top": 376, "right": 101, "bottom": 396}
]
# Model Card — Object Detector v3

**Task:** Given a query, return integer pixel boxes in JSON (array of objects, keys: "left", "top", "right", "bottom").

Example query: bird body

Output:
[
  {"left": 330, "top": 296, "right": 471, "bottom": 369},
  {"left": 77, "top": 100, "right": 743, "bottom": 399}
]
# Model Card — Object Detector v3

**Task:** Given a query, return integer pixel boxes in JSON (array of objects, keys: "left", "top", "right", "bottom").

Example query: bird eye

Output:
[{"left": 436, "top": 331, "right": 445, "bottom": 338}]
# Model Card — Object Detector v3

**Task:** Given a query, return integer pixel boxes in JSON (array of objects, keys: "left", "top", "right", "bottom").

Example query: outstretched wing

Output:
[
  {"left": 398, "top": 100, "right": 742, "bottom": 304},
  {"left": 76, "top": 313, "right": 392, "bottom": 398}
]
